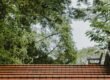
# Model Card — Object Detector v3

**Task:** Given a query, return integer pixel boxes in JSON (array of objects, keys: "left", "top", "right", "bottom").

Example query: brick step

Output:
[
  {"left": 0, "top": 78, "right": 110, "bottom": 80},
  {"left": 0, "top": 70, "right": 109, "bottom": 73},
  {"left": 0, "top": 67, "right": 109, "bottom": 70},
  {"left": 0, "top": 64, "right": 107, "bottom": 68},
  {"left": 0, "top": 65, "right": 110, "bottom": 80},
  {"left": 0, "top": 74, "right": 110, "bottom": 78},
  {"left": 0, "top": 67, "right": 110, "bottom": 72},
  {"left": 0, "top": 72, "right": 110, "bottom": 75},
  {"left": 0, "top": 67, "right": 107, "bottom": 70},
  {"left": 0, "top": 67, "right": 108, "bottom": 70},
  {"left": 0, "top": 66, "right": 108, "bottom": 69},
  {"left": 0, "top": 69, "right": 109, "bottom": 73}
]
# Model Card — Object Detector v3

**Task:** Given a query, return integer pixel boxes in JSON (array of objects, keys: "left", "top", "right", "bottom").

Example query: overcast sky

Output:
[
  {"left": 71, "top": 0, "right": 96, "bottom": 50},
  {"left": 71, "top": 20, "right": 96, "bottom": 50}
]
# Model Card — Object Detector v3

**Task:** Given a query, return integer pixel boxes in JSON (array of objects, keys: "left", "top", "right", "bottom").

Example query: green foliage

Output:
[
  {"left": 77, "top": 0, "right": 110, "bottom": 49},
  {"left": 73, "top": 8, "right": 86, "bottom": 19},
  {"left": 53, "top": 22, "right": 76, "bottom": 64},
  {"left": 0, "top": 0, "right": 76, "bottom": 64},
  {"left": 0, "top": 49, "right": 22, "bottom": 64},
  {"left": 86, "top": 0, "right": 110, "bottom": 48},
  {"left": 77, "top": 47, "right": 100, "bottom": 64},
  {"left": 73, "top": 0, "right": 109, "bottom": 64}
]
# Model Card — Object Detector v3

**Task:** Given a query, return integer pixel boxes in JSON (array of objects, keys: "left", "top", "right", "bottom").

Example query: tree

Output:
[
  {"left": 86, "top": 0, "right": 110, "bottom": 49},
  {"left": 0, "top": 0, "right": 76, "bottom": 64},
  {"left": 75, "top": 0, "right": 110, "bottom": 49},
  {"left": 77, "top": 47, "right": 103, "bottom": 64}
]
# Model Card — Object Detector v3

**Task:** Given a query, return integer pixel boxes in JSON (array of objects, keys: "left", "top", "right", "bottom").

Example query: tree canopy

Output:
[
  {"left": 86, "top": 0, "right": 110, "bottom": 49},
  {"left": 76, "top": 0, "right": 110, "bottom": 50},
  {"left": 0, "top": 0, "right": 77, "bottom": 64}
]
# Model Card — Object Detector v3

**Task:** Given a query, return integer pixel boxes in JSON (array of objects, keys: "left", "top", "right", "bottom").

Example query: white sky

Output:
[
  {"left": 71, "top": 20, "right": 96, "bottom": 50},
  {"left": 71, "top": 0, "right": 96, "bottom": 50}
]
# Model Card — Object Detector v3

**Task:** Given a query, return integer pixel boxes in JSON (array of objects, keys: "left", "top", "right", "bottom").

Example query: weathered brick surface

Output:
[{"left": 0, "top": 64, "right": 109, "bottom": 80}]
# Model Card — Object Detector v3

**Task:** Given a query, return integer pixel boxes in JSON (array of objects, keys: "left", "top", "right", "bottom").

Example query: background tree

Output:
[
  {"left": 77, "top": 46, "right": 104, "bottom": 64},
  {"left": 86, "top": 0, "right": 110, "bottom": 49},
  {"left": 0, "top": 0, "right": 76, "bottom": 64},
  {"left": 75, "top": 0, "right": 110, "bottom": 50},
  {"left": 70, "top": 0, "right": 109, "bottom": 64}
]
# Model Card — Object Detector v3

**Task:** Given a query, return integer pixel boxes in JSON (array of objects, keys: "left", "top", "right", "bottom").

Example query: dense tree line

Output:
[
  {"left": 0, "top": 0, "right": 108, "bottom": 64},
  {"left": 0, "top": 0, "right": 77, "bottom": 64}
]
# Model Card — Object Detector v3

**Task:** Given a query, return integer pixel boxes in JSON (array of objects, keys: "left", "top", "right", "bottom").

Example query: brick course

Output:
[{"left": 0, "top": 64, "right": 109, "bottom": 80}]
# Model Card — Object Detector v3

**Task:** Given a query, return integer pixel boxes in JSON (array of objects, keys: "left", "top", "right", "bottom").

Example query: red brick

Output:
[{"left": 0, "top": 64, "right": 109, "bottom": 80}]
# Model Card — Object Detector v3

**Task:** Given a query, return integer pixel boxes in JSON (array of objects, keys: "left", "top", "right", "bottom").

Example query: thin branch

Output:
[
  {"left": 47, "top": 40, "right": 61, "bottom": 55},
  {"left": 36, "top": 32, "right": 59, "bottom": 43}
]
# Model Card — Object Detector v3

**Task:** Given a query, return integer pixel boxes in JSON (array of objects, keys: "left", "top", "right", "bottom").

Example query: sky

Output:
[
  {"left": 71, "top": 0, "right": 96, "bottom": 50},
  {"left": 71, "top": 21, "right": 96, "bottom": 50}
]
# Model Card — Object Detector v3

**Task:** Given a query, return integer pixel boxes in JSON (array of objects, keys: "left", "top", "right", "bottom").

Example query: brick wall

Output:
[{"left": 0, "top": 64, "right": 110, "bottom": 80}]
